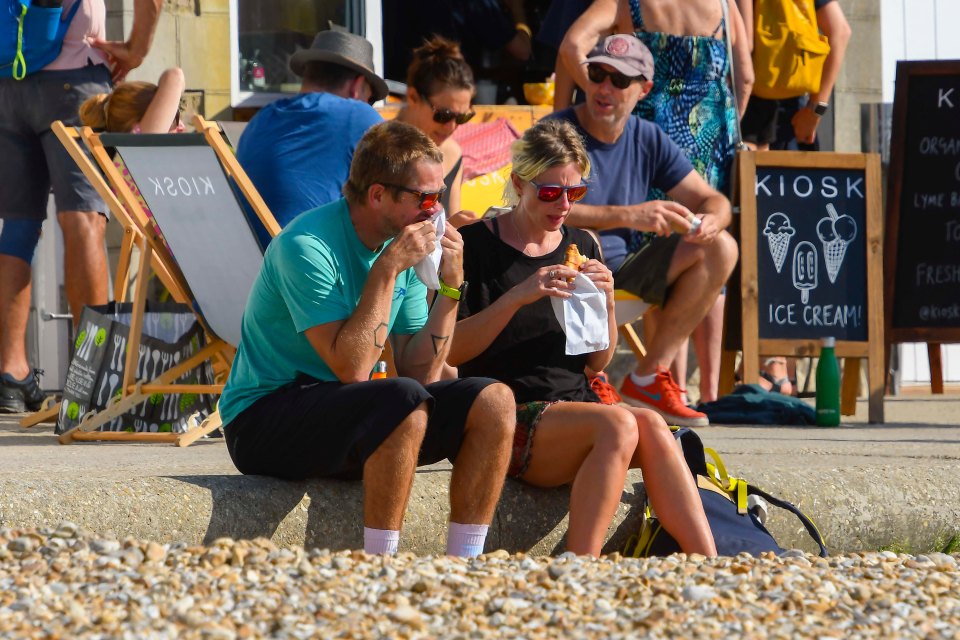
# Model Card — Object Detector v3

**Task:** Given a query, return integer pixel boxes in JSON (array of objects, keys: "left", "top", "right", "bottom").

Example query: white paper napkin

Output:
[
  {"left": 550, "top": 272, "right": 610, "bottom": 355},
  {"left": 413, "top": 208, "right": 446, "bottom": 290}
]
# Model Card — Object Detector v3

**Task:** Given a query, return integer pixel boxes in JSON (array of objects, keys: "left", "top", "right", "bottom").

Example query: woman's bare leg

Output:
[
  {"left": 625, "top": 407, "right": 717, "bottom": 556},
  {"left": 520, "top": 403, "right": 638, "bottom": 556}
]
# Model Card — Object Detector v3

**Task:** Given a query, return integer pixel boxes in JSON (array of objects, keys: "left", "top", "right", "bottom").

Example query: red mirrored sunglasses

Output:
[
  {"left": 424, "top": 96, "right": 476, "bottom": 125},
  {"left": 381, "top": 183, "right": 447, "bottom": 210},
  {"left": 530, "top": 180, "right": 589, "bottom": 203}
]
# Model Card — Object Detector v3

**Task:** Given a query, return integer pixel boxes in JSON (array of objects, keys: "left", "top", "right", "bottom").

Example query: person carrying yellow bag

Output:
[
  {"left": 751, "top": 0, "right": 830, "bottom": 100},
  {"left": 737, "top": 0, "right": 851, "bottom": 150}
]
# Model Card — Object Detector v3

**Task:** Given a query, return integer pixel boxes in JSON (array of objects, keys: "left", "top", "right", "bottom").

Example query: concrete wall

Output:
[
  {"left": 833, "top": 0, "right": 883, "bottom": 152},
  {"left": 106, "top": 0, "right": 233, "bottom": 119}
]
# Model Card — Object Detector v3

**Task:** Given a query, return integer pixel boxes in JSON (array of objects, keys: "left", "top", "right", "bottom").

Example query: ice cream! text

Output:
[{"left": 768, "top": 303, "right": 863, "bottom": 328}]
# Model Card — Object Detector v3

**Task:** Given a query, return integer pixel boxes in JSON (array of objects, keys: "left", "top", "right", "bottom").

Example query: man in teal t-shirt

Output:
[{"left": 220, "top": 121, "right": 515, "bottom": 558}]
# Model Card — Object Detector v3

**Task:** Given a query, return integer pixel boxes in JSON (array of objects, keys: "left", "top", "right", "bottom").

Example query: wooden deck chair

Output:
[
  {"left": 614, "top": 290, "right": 651, "bottom": 361},
  {"left": 24, "top": 116, "right": 280, "bottom": 446}
]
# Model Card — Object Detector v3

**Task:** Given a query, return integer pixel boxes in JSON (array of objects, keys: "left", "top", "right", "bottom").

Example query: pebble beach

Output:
[{"left": 2, "top": 524, "right": 959, "bottom": 638}]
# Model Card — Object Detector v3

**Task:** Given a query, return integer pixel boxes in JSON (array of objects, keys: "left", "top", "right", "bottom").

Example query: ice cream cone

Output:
[
  {"left": 767, "top": 233, "right": 792, "bottom": 273},
  {"left": 823, "top": 238, "right": 848, "bottom": 283}
]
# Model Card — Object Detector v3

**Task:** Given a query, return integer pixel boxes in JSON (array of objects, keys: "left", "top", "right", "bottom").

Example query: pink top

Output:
[{"left": 44, "top": 0, "right": 109, "bottom": 71}]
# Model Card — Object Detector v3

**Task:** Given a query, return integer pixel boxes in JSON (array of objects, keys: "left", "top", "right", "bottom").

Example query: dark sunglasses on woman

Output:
[
  {"left": 586, "top": 63, "right": 644, "bottom": 90},
  {"left": 425, "top": 96, "right": 476, "bottom": 125},
  {"left": 530, "top": 180, "right": 589, "bottom": 203},
  {"left": 381, "top": 183, "right": 447, "bottom": 210}
]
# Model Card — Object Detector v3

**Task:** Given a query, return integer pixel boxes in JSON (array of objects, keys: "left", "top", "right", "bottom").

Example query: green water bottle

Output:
[{"left": 815, "top": 337, "right": 841, "bottom": 426}]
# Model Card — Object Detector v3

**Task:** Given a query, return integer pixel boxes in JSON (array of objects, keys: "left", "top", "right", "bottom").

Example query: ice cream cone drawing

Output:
[
  {"left": 763, "top": 212, "right": 796, "bottom": 273},
  {"left": 792, "top": 241, "right": 818, "bottom": 304},
  {"left": 816, "top": 203, "right": 857, "bottom": 284}
]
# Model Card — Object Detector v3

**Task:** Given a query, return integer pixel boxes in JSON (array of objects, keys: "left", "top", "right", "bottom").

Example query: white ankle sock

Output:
[
  {"left": 630, "top": 372, "right": 657, "bottom": 387},
  {"left": 446, "top": 522, "right": 488, "bottom": 558},
  {"left": 363, "top": 527, "right": 400, "bottom": 555}
]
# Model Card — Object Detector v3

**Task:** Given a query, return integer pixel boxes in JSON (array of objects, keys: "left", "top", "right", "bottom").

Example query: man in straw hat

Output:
[{"left": 238, "top": 30, "right": 388, "bottom": 246}]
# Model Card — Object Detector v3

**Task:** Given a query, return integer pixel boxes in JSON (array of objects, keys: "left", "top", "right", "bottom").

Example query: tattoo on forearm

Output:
[
  {"left": 431, "top": 334, "right": 449, "bottom": 357},
  {"left": 373, "top": 323, "right": 389, "bottom": 349}
]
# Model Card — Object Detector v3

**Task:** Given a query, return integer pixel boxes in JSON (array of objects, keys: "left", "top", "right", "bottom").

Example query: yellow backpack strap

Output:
[
  {"left": 13, "top": 3, "right": 27, "bottom": 80},
  {"left": 703, "top": 446, "right": 749, "bottom": 514}
]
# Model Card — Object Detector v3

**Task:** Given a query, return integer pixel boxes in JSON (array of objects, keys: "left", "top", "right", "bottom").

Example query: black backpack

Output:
[{"left": 624, "top": 427, "right": 828, "bottom": 558}]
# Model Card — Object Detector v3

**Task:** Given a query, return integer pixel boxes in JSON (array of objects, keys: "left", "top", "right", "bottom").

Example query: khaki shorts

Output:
[{"left": 612, "top": 234, "right": 682, "bottom": 307}]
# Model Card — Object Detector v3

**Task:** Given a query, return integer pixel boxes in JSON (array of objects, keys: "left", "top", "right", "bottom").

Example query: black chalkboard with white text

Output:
[
  {"left": 886, "top": 60, "right": 960, "bottom": 335},
  {"left": 756, "top": 167, "right": 868, "bottom": 341},
  {"left": 733, "top": 151, "right": 884, "bottom": 423}
]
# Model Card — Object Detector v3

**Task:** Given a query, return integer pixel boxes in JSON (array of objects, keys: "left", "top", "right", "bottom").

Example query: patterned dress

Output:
[{"left": 629, "top": 0, "right": 738, "bottom": 201}]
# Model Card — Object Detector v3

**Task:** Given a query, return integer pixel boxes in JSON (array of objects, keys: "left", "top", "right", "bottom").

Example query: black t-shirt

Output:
[{"left": 457, "top": 220, "right": 603, "bottom": 404}]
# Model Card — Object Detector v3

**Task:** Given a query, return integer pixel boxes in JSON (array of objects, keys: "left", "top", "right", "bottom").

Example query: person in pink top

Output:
[{"left": 0, "top": 0, "right": 162, "bottom": 414}]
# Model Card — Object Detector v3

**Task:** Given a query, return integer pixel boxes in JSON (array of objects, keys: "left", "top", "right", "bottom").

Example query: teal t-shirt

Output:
[{"left": 218, "top": 198, "right": 428, "bottom": 425}]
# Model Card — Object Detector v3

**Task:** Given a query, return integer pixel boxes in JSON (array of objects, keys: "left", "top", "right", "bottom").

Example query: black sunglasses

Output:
[
  {"left": 586, "top": 63, "right": 644, "bottom": 90},
  {"left": 381, "top": 183, "right": 447, "bottom": 210},
  {"left": 424, "top": 96, "right": 476, "bottom": 125},
  {"left": 530, "top": 180, "right": 589, "bottom": 203}
]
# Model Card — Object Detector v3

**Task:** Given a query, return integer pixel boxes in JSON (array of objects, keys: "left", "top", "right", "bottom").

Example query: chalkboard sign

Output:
[
  {"left": 885, "top": 60, "right": 960, "bottom": 341},
  {"left": 737, "top": 151, "right": 884, "bottom": 423},
  {"left": 755, "top": 167, "right": 868, "bottom": 341}
]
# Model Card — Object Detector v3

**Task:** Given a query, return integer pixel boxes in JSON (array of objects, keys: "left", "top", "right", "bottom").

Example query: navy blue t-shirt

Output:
[{"left": 549, "top": 108, "right": 693, "bottom": 270}]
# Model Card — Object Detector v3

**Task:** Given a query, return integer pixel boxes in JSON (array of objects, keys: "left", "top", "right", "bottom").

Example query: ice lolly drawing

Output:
[
  {"left": 816, "top": 203, "right": 857, "bottom": 284},
  {"left": 792, "top": 241, "right": 818, "bottom": 304},
  {"left": 763, "top": 212, "right": 796, "bottom": 273}
]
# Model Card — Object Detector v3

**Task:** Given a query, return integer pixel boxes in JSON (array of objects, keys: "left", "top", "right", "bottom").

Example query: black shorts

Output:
[
  {"left": 612, "top": 234, "right": 682, "bottom": 307},
  {"left": 741, "top": 96, "right": 780, "bottom": 145},
  {"left": 224, "top": 375, "right": 499, "bottom": 480}
]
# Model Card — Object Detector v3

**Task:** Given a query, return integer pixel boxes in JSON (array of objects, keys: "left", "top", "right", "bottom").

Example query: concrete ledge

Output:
[{"left": 2, "top": 396, "right": 959, "bottom": 556}]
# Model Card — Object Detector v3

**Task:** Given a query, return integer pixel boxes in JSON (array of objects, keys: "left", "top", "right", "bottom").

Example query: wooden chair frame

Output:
[{"left": 22, "top": 116, "right": 279, "bottom": 445}]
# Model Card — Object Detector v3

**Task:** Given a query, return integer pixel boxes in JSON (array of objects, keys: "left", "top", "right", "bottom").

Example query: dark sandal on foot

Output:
[{"left": 760, "top": 370, "right": 791, "bottom": 394}]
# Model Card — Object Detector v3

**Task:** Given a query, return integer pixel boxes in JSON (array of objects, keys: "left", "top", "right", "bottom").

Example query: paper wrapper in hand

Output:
[
  {"left": 413, "top": 208, "right": 445, "bottom": 290},
  {"left": 550, "top": 273, "right": 609, "bottom": 355}
]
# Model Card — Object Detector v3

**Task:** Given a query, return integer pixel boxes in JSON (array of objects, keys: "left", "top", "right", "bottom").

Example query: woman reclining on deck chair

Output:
[
  {"left": 79, "top": 67, "right": 186, "bottom": 252},
  {"left": 448, "top": 119, "right": 717, "bottom": 557}
]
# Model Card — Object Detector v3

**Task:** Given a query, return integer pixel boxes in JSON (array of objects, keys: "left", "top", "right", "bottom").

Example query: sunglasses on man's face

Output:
[
  {"left": 530, "top": 180, "right": 589, "bottom": 203},
  {"left": 586, "top": 64, "right": 643, "bottom": 90},
  {"left": 381, "top": 183, "right": 447, "bottom": 210},
  {"left": 424, "top": 96, "right": 476, "bottom": 125}
]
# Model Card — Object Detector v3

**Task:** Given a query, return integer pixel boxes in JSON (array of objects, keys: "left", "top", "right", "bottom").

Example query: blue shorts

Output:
[{"left": 0, "top": 64, "right": 111, "bottom": 220}]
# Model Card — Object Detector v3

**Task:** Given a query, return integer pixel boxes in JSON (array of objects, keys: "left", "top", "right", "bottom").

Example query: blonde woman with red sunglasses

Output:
[
  {"left": 395, "top": 36, "right": 478, "bottom": 228},
  {"left": 449, "top": 119, "right": 716, "bottom": 557}
]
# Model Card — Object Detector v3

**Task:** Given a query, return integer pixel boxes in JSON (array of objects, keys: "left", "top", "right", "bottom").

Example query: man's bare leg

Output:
[
  {"left": 58, "top": 211, "right": 108, "bottom": 328},
  {"left": 448, "top": 382, "right": 515, "bottom": 525},
  {"left": 635, "top": 232, "right": 738, "bottom": 377},
  {"left": 0, "top": 255, "right": 32, "bottom": 380},
  {"left": 692, "top": 293, "right": 726, "bottom": 403},
  {"left": 362, "top": 404, "right": 429, "bottom": 530}
]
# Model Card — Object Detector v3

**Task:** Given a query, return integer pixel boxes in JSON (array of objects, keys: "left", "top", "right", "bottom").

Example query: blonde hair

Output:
[
  {"left": 79, "top": 81, "right": 158, "bottom": 132},
  {"left": 343, "top": 120, "right": 444, "bottom": 206},
  {"left": 505, "top": 119, "right": 591, "bottom": 204}
]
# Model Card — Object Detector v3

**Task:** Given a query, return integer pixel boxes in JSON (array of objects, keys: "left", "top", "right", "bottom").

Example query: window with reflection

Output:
[{"left": 237, "top": 0, "right": 363, "bottom": 94}]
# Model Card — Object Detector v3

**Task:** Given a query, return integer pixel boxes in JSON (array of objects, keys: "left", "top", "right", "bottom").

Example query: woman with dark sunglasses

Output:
[
  {"left": 449, "top": 119, "right": 716, "bottom": 557},
  {"left": 395, "top": 36, "right": 477, "bottom": 227}
]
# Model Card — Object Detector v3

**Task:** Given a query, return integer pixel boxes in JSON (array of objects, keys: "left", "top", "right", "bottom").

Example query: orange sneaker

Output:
[
  {"left": 620, "top": 366, "right": 709, "bottom": 427},
  {"left": 589, "top": 372, "right": 622, "bottom": 405}
]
